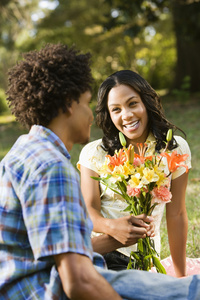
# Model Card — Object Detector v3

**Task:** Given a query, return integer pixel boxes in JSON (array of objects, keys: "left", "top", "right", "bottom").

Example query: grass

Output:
[
  {"left": 0, "top": 95, "right": 200, "bottom": 259},
  {"left": 0, "top": 115, "right": 27, "bottom": 159},
  {"left": 160, "top": 95, "right": 200, "bottom": 258}
]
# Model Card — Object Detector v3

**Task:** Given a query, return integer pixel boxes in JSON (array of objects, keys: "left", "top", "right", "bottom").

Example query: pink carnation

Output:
[
  {"left": 151, "top": 186, "right": 172, "bottom": 203},
  {"left": 127, "top": 186, "right": 141, "bottom": 197}
]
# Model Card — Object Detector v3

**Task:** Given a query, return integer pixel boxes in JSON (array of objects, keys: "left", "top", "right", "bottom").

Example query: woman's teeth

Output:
[{"left": 124, "top": 121, "right": 139, "bottom": 128}]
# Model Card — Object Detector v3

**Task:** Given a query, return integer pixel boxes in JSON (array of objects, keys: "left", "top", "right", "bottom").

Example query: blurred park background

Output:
[{"left": 0, "top": 0, "right": 200, "bottom": 259}]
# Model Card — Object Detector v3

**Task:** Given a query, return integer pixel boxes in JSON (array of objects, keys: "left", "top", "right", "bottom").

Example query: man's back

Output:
[{"left": 0, "top": 125, "right": 93, "bottom": 299}]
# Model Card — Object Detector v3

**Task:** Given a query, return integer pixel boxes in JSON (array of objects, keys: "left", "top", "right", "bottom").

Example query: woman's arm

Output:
[
  {"left": 166, "top": 172, "right": 189, "bottom": 277},
  {"left": 54, "top": 252, "right": 122, "bottom": 300},
  {"left": 80, "top": 165, "right": 154, "bottom": 248}
]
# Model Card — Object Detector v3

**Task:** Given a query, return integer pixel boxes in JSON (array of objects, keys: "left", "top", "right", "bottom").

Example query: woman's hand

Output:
[
  {"left": 106, "top": 214, "right": 154, "bottom": 246},
  {"left": 80, "top": 166, "right": 155, "bottom": 249}
]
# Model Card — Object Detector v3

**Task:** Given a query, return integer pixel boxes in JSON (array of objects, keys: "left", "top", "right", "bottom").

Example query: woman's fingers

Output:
[
  {"left": 129, "top": 214, "right": 153, "bottom": 227},
  {"left": 147, "top": 221, "right": 155, "bottom": 237},
  {"left": 128, "top": 214, "right": 155, "bottom": 237},
  {"left": 135, "top": 214, "right": 154, "bottom": 223}
]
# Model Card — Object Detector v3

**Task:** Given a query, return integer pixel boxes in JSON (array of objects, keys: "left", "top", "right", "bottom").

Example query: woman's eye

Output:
[
  {"left": 112, "top": 107, "right": 120, "bottom": 112},
  {"left": 130, "top": 101, "right": 136, "bottom": 106}
]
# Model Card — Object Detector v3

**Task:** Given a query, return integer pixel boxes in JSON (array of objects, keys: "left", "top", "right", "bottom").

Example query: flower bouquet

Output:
[{"left": 92, "top": 130, "right": 189, "bottom": 273}]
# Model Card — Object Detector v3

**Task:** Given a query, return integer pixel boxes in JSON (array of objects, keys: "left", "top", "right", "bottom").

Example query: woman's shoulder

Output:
[
  {"left": 174, "top": 135, "right": 191, "bottom": 156},
  {"left": 77, "top": 138, "right": 107, "bottom": 172},
  {"left": 80, "top": 139, "right": 105, "bottom": 156}
]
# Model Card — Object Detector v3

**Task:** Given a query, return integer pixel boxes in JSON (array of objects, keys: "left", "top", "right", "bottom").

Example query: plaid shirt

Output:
[{"left": 0, "top": 125, "right": 105, "bottom": 299}]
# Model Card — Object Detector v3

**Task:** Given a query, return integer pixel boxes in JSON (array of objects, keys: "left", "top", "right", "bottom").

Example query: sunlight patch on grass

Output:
[{"left": 0, "top": 115, "right": 15, "bottom": 124}]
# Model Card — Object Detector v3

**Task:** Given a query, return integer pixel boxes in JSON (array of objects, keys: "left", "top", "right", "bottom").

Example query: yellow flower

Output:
[
  {"left": 111, "top": 162, "right": 134, "bottom": 178},
  {"left": 129, "top": 173, "right": 141, "bottom": 188},
  {"left": 113, "top": 165, "right": 127, "bottom": 178},
  {"left": 135, "top": 165, "right": 145, "bottom": 176},
  {"left": 98, "top": 159, "right": 112, "bottom": 175},
  {"left": 156, "top": 171, "right": 168, "bottom": 187},
  {"left": 142, "top": 167, "right": 159, "bottom": 184},
  {"left": 124, "top": 161, "right": 135, "bottom": 174}
]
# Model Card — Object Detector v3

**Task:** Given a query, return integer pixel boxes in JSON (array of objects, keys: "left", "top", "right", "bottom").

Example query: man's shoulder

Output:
[{"left": 1, "top": 132, "right": 71, "bottom": 179}]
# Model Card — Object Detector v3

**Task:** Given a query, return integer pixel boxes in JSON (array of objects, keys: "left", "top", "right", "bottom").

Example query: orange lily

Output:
[
  {"left": 106, "top": 149, "right": 127, "bottom": 169},
  {"left": 161, "top": 151, "right": 189, "bottom": 174},
  {"left": 124, "top": 144, "right": 135, "bottom": 164},
  {"left": 137, "top": 143, "right": 147, "bottom": 156},
  {"left": 135, "top": 143, "right": 153, "bottom": 163}
]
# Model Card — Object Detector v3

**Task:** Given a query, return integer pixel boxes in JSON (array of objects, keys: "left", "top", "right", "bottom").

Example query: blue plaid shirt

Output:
[{"left": 0, "top": 125, "right": 105, "bottom": 299}]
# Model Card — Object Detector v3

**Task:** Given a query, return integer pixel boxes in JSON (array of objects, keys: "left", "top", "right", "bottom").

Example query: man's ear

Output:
[
  {"left": 67, "top": 106, "right": 73, "bottom": 115},
  {"left": 65, "top": 100, "right": 77, "bottom": 116}
]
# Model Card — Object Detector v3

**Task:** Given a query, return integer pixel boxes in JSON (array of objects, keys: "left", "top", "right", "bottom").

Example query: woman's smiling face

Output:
[{"left": 107, "top": 84, "right": 149, "bottom": 147}]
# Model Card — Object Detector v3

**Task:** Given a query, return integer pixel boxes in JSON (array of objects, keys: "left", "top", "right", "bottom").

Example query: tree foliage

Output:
[
  {"left": 26, "top": 0, "right": 176, "bottom": 91},
  {"left": 172, "top": 0, "right": 200, "bottom": 92},
  {"left": 0, "top": 0, "right": 199, "bottom": 97},
  {"left": 0, "top": 0, "right": 40, "bottom": 89}
]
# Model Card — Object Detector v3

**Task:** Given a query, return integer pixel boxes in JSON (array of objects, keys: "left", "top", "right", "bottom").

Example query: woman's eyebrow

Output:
[{"left": 108, "top": 96, "right": 138, "bottom": 107}]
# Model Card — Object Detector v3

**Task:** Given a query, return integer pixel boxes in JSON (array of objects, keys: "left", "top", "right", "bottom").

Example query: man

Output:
[{"left": 0, "top": 43, "right": 200, "bottom": 300}]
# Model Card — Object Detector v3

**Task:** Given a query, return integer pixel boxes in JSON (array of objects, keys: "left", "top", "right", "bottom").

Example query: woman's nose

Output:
[{"left": 122, "top": 109, "right": 133, "bottom": 120}]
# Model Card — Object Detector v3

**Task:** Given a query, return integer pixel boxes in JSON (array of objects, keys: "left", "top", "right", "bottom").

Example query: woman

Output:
[{"left": 78, "top": 70, "right": 191, "bottom": 277}]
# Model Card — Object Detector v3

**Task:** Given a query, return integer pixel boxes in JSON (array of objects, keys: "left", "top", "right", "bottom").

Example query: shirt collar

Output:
[
  {"left": 29, "top": 125, "right": 71, "bottom": 159},
  {"left": 145, "top": 132, "right": 157, "bottom": 156}
]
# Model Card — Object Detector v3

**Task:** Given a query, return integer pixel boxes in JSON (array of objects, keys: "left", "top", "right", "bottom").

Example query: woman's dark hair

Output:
[
  {"left": 7, "top": 43, "right": 93, "bottom": 129},
  {"left": 96, "top": 70, "right": 185, "bottom": 155}
]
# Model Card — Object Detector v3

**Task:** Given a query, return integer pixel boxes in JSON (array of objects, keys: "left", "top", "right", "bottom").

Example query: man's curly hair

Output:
[{"left": 6, "top": 43, "right": 93, "bottom": 129}]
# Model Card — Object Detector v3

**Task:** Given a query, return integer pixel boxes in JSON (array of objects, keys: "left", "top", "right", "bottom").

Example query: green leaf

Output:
[
  {"left": 119, "top": 132, "right": 127, "bottom": 147},
  {"left": 90, "top": 176, "right": 102, "bottom": 181},
  {"left": 123, "top": 204, "right": 132, "bottom": 212},
  {"left": 127, "top": 260, "right": 133, "bottom": 270},
  {"left": 96, "top": 179, "right": 122, "bottom": 196},
  {"left": 143, "top": 255, "right": 152, "bottom": 271},
  {"left": 137, "top": 239, "right": 143, "bottom": 252},
  {"left": 152, "top": 255, "right": 167, "bottom": 274},
  {"left": 91, "top": 174, "right": 112, "bottom": 181},
  {"left": 148, "top": 203, "right": 159, "bottom": 215},
  {"left": 130, "top": 251, "right": 140, "bottom": 261}
]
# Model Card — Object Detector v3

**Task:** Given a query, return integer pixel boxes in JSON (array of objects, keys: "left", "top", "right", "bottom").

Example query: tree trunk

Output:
[{"left": 172, "top": 0, "right": 200, "bottom": 92}]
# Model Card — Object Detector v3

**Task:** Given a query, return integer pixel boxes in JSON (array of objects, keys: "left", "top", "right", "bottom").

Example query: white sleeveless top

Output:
[{"left": 77, "top": 133, "right": 191, "bottom": 257}]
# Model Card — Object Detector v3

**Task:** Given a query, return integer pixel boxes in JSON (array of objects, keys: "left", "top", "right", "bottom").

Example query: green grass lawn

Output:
[
  {"left": 160, "top": 95, "right": 200, "bottom": 258},
  {"left": 0, "top": 95, "right": 200, "bottom": 259}
]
